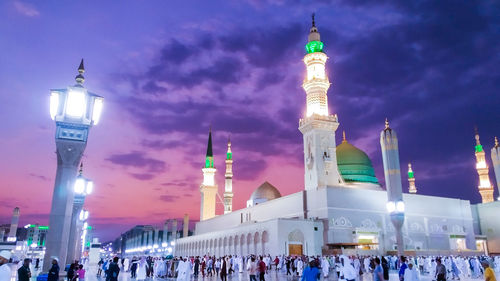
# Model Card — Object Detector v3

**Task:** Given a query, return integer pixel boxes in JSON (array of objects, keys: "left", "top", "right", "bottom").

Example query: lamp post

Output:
[
  {"left": 67, "top": 164, "right": 93, "bottom": 263},
  {"left": 380, "top": 119, "right": 405, "bottom": 256},
  {"left": 79, "top": 212, "right": 90, "bottom": 257},
  {"left": 43, "top": 60, "right": 103, "bottom": 270}
]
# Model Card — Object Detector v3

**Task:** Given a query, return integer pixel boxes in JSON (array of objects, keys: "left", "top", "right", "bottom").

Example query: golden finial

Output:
[
  {"left": 475, "top": 127, "right": 481, "bottom": 145},
  {"left": 408, "top": 163, "right": 412, "bottom": 171},
  {"left": 385, "top": 118, "right": 390, "bottom": 129},
  {"left": 79, "top": 162, "right": 83, "bottom": 175},
  {"left": 342, "top": 130, "right": 346, "bottom": 143}
]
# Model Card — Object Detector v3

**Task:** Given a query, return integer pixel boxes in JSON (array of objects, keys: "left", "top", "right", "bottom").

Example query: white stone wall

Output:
[
  {"left": 192, "top": 184, "right": 478, "bottom": 255},
  {"left": 176, "top": 218, "right": 323, "bottom": 257},
  {"left": 474, "top": 201, "right": 500, "bottom": 254}
]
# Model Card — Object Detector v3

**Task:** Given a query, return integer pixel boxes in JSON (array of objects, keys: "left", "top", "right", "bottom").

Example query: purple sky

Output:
[{"left": 0, "top": 0, "right": 499, "bottom": 242}]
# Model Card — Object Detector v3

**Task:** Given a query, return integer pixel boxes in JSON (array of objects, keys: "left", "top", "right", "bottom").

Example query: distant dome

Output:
[
  {"left": 249, "top": 181, "right": 281, "bottom": 203},
  {"left": 336, "top": 138, "right": 380, "bottom": 185}
]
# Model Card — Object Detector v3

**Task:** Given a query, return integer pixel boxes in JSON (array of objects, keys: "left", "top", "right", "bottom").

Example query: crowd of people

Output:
[
  {"left": 0, "top": 250, "right": 499, "bottom": 281},
  {"left": 96, "top": 254, "right": 499, "bottom": 281}
]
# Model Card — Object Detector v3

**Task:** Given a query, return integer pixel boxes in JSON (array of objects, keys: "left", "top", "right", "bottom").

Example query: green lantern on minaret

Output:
[{"left": 305, "top": 14, "right": 324, "bottom": 54}]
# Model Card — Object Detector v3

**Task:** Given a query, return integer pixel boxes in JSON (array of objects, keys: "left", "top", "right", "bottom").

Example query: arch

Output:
[
  {"left": 254, "top": 232, "right": 260, "bottom": 256},
  {"left": 288, "top": 229, "right": 305, "bottom": 243},
  {"left": 262, "top": 231, "right": 269, "bottom": 255},
  {"left": 218, "top": 237, "right": 223, "bottom": 257},
  {"left": 234, "top": 235, "right": 239, "bottom": 256},
  {"left": 246, "top": 233, "right": 252, "bottom": 256},
  {"left": 240, "top": 234, "right": 245, "bottom": 256},
  {"left": 288, "top": 229, "right": 305, "bottom": 256},
  {"left": 214, "top": 239, "right": 218, "bottom": 257},
  {"left": 229, "top": 236, "right": 233, "bottom": 255},
  {"left": 223, "top": 237, "right": 228, "bottom": 255}
]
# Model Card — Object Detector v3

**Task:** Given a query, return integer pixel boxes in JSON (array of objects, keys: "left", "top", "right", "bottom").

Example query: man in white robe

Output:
[
  {"left": 404, "top": 263, "right": 419, "bottom": 281},
  {"left": 321, "top": 257, "right": 330, "bottom": 277}
]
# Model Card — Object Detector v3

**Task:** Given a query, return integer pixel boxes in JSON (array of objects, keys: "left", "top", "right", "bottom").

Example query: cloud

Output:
[
  {"left": 29, "top": 173, "right": 50, "bottom": 182},
  {"left": 129, "top": 173, "right": 156, "bottom": 181},
  {"left": 106, "top": 151, "right": 167, "bottom": 179},
  {"left": 13, "top": 1, "right": 40, "bottom": 17},
  {"left": 159, "top": 194, "right": 180, "bottom": 202}
]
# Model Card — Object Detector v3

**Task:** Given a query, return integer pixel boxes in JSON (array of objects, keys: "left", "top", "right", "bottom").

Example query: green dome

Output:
[{"left": 336, "top": 139, "right": 380, "bottom": 184}]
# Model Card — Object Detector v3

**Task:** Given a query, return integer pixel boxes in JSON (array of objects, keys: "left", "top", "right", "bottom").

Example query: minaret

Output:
[
  {"left": 224, "top": 138, "right": 234, "bottom": 214},
  {"left": 163, "top": 219, "right": 170, "bottom": 243},
  {"left": 408, "top": 163, "right": 417, "bottom": 194},
  {"left": 172, "top": 219, "right": 178, "bottom": 239},
  {"left": 380, "top": 119, "right": 405, "bottom": 256},
  {"left": 183, "top": 214, "right": 189, "bottom": 237},
  {"left": 8, "top": 207, "right": 20, "bottom": 241},
  {"left": 474, "top": 131, "right": 494, "bottom": 203},
  {"left": 491, "top": 137, "right": 500, "bottom": 200},
  {"left": 298, "top": 14, "right": 343, "bottom": 190},
  {"left": 200, "top": 129, "right": 218, "bottom": 220}
]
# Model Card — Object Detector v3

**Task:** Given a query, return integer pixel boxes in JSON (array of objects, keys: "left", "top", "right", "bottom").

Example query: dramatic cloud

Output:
[{"left": 1, "top": 0, "right": 499, "bottom": 241}]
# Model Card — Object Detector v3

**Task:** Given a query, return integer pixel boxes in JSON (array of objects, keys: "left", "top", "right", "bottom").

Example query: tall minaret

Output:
[
  {"left": 491, "top": 137, "right": 500, "bottom": 200},
  {"left": 298, "top": 14, "right": 343, "bottom": 190},
  {"left": 380, "top": 119, "right": 405, "bottom": 256},
  {"left": 474, "top": 130, "right": 494, "bottom": 203},
  {"left": 8, "top": 207, "right": 20, "bottom": 241},
  {"left": 200, "top": 129, "right": 218, "bottom": 221},
  {"left": 223, "top": 138, "right": 234, "bottom": 214},
  {"left": 408, "top": 163, "right": 417, "bottom": 194}
]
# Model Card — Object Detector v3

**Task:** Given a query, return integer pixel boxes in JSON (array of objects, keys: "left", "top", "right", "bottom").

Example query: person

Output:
[
  {"left": 297, "top": 258, "right": 304, "bottom": 277},
  {"left": 67, "top": 263, "right": 76, "bottom": 281},
  {"left": 194, "top": 257, "right": 200, "bottom": 277},
  {"left": 301, "top": 259, "right": 320, "bottom": 281},
  {"left": 76, "top": 264, "right": 85, "bottom": 281},
  {"left": 373, "top": 258, "right": 384, "bottom": 281},
  {"left": 221, "top": 257, "right": 228, "bottom": 281},
  {"left": 482, "top": 261, "right": 497, "bottom": 281},
  {"left": 403, "top": 263, "right": 419, "bottom": 281},
  {"left": 321, "top": 257, "right": 330, "bottom": 278},
  {"left": 176, "top": 257, "right": 190, "bottom": 281},
  {"left": 107, "top": 257, "right": 121, "bottom": 281},
  {"left": 381, "top": 257, "right": 389, "bottom": 280},
  {"left": 343, "top": 256, "right": 357, "bottom": 281},
  {"left": 435, "top": 258, "right": 446, "bottom": 281},
  {"left": 248, "top": 257, "right": 257, "bottom": 281},
  {"left": 18, "top": 258, "right": 31, "bottom": 281},
  {"left": 130, "top": 258, "right": 138, "bottom": 278},
  {"left": 399, "top": 257, "right": 408, "bottom": 281},
  {"left": 97, "top": 259, "right": 104, "bottom": 276},
  {"left": 0, "top": 251, "right": 11, "bottom": 281},
  {"left": 258, "top": 256, "right": 266, "bottom": 281},
  {"left": 215, "top": 258, "right": 221, "bottom": 277},
  {"left": 48, "top": 258, "right": 60, "bottom": 281},
  {"left": 137, "top": 258, "right": 147, "bottom": 281}
]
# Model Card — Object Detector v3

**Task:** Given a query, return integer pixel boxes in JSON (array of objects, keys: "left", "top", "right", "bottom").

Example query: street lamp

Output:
[
  {"left": 44, "top": 59, "right": 103, "bottom": 270},
  {"left": 67, "top": 164, "right": 93, "bottom": 263}
]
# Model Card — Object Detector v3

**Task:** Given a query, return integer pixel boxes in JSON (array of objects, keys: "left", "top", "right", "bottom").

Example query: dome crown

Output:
[
  {"left": 249, "top": 181, "right": 281, "bottom": 201},
  {"left": 336, "top": 138, "right": 379, "bottom": 185}
]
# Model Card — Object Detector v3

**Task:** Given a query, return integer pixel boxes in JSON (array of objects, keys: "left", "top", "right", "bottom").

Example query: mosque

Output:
[{"left": 174, "top": 17, "right": 500, "bottom": 257}]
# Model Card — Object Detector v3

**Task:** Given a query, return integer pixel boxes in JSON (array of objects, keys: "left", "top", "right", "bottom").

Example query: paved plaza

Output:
[{"left": 6, "top": 265, "right": 487, "bottom": 281}]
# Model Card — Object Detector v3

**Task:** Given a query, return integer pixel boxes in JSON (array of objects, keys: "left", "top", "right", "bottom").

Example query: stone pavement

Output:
[{"left": 7, "top": 265, "right": 487, "bottom": 281}]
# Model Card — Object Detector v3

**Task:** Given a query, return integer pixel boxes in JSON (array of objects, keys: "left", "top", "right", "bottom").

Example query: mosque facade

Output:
[{"left": 175, "top": 17, "right": 500, "bottom": 257}]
